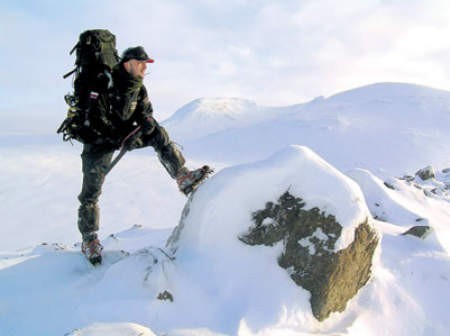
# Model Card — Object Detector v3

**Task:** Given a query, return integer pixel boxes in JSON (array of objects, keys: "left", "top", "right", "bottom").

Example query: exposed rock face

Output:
[{"left": 239, "top": 191, "right": 379, "bottom": 321}]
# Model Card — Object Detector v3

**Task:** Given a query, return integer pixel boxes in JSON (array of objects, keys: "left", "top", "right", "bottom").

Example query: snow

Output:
[
  {"left": 66, "top": 322, "right": 157, "bottom": 336},
  {"left": 298, "top": 228, "right": 332, "bottom": 256},
  {"left": 1, "top": 82, "right": 450, "bottom": 335},
  {"left": 348, "top": 168, "right": 450, "bottom": 253}
]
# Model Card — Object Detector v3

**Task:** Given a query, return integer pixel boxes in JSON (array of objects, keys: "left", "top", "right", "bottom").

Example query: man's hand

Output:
[
  {"left": 121, "top": 116, "right": 157, "bottom": 150},
  {"left": 141, "top": 116, "right": 157, "bottom": 135}
]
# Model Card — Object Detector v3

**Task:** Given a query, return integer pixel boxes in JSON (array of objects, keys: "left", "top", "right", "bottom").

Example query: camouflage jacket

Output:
[{"left": 107, "top": 63, "right": 154, "bottom": 139}]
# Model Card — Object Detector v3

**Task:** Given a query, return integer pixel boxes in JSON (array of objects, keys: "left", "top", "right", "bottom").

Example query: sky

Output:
[{"left": 2, "top": 0, "right": 450, "bottom": 131}]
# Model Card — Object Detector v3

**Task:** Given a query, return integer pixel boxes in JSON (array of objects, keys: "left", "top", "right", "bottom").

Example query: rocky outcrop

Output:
[
  {"left": 399, "top": 166, "right": 450, "bottom": 201},
  {"left": 239, "top": 191, "right": 379, "bottom": 321}
]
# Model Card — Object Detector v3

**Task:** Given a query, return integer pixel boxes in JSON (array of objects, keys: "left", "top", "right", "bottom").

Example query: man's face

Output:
[{"left": 123, "top": 59, "right": 147, "bottom": 79}]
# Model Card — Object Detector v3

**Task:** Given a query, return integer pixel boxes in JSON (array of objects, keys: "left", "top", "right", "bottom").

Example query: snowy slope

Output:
[
  {"left": 1, "top": 145, "right": 449, "bottom": 335},
  {"left": 0, "top": 145, "right": 189, "bottom": 251},
  {"left": 1, "top": 82, "right": 450, "bottom": 335},
  {"left": 165, "top": 83, "right": 450, "bottom": 175}
]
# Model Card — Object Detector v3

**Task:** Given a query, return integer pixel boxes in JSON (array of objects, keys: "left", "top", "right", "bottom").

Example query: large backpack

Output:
[{"left": 57, "top": 29, "right": 120, "bottom": 143}]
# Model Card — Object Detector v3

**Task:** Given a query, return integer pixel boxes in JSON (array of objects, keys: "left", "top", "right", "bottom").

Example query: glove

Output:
[{"left": 121, "top": 117, "right": 157, "bottom": 150}]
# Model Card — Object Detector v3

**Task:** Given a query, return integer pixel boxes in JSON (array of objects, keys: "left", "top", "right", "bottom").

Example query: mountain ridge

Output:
[{"left": 163, "top": 82, "right": 450, "bottom": 175}]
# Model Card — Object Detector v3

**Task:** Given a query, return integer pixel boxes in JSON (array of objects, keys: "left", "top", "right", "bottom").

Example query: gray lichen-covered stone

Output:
[
  {"left": 157, "top": 290, "right": 174, "bottom": 302},
  {"left": 415, "top": 165, "right": 436, "bottom": 181},
  {"left": 239, "top": 191, "right": 379, "bottom": 321},
  {"left": 384, "top": 181, "right": 395, "bottom": 190},
  {"left": 402, "top": 225, "right": 432, "bottom": 239},
  {"left": 399, "top": 175, "right": 415, "bottom": 182}
]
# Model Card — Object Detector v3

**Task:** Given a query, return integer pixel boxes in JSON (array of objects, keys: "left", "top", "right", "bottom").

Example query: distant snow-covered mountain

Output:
[
  {"left": 164, "top": 82, "right": 450, "bottom": 175},
  {"left": 162, "top": 97, "right": 302, "bottom": 141}
]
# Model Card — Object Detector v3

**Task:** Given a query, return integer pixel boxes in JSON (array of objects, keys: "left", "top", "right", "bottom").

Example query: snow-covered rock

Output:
[
  {"left": 168, "top": 145, "right": 378, "bottom": 323},
  {"left": 169, "top": 146, "right": 371, "bottom": 253}
]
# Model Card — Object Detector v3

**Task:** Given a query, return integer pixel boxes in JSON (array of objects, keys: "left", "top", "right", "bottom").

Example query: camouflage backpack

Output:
[{"left": 57, "top": 29, "right": 120, "bottom": 143}]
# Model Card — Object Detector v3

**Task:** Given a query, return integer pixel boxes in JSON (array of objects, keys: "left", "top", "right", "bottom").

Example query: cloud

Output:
[{"left": 2, "top": 0, "right": 450, "bottom": 131}]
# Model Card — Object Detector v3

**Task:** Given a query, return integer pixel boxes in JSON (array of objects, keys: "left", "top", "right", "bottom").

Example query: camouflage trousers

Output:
[{"left": 78, "top": 124, "right": 185, "bottom": 242}]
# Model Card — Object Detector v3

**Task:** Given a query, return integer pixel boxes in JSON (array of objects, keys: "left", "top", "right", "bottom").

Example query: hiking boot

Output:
[
  {"left": 81, "top": 238, "right": 103, "bottom": 265},
  {"left": 176, "top": 165, "right": 213, "bottom": 195}
]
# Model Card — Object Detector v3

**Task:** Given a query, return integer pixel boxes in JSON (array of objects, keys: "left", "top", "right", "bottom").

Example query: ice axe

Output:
[{"left": 103, "top": 125, "right": 142, "bottom": 176}]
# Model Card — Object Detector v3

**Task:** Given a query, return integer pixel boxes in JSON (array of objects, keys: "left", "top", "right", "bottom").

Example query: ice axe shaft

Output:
[{"left": 103, "top": 146, "right": 127, "bottom": 176}]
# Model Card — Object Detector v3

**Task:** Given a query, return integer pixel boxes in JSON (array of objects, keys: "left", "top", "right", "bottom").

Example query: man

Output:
[{"left": 78, "top": 46, "right": 210, "bottom": 265}]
